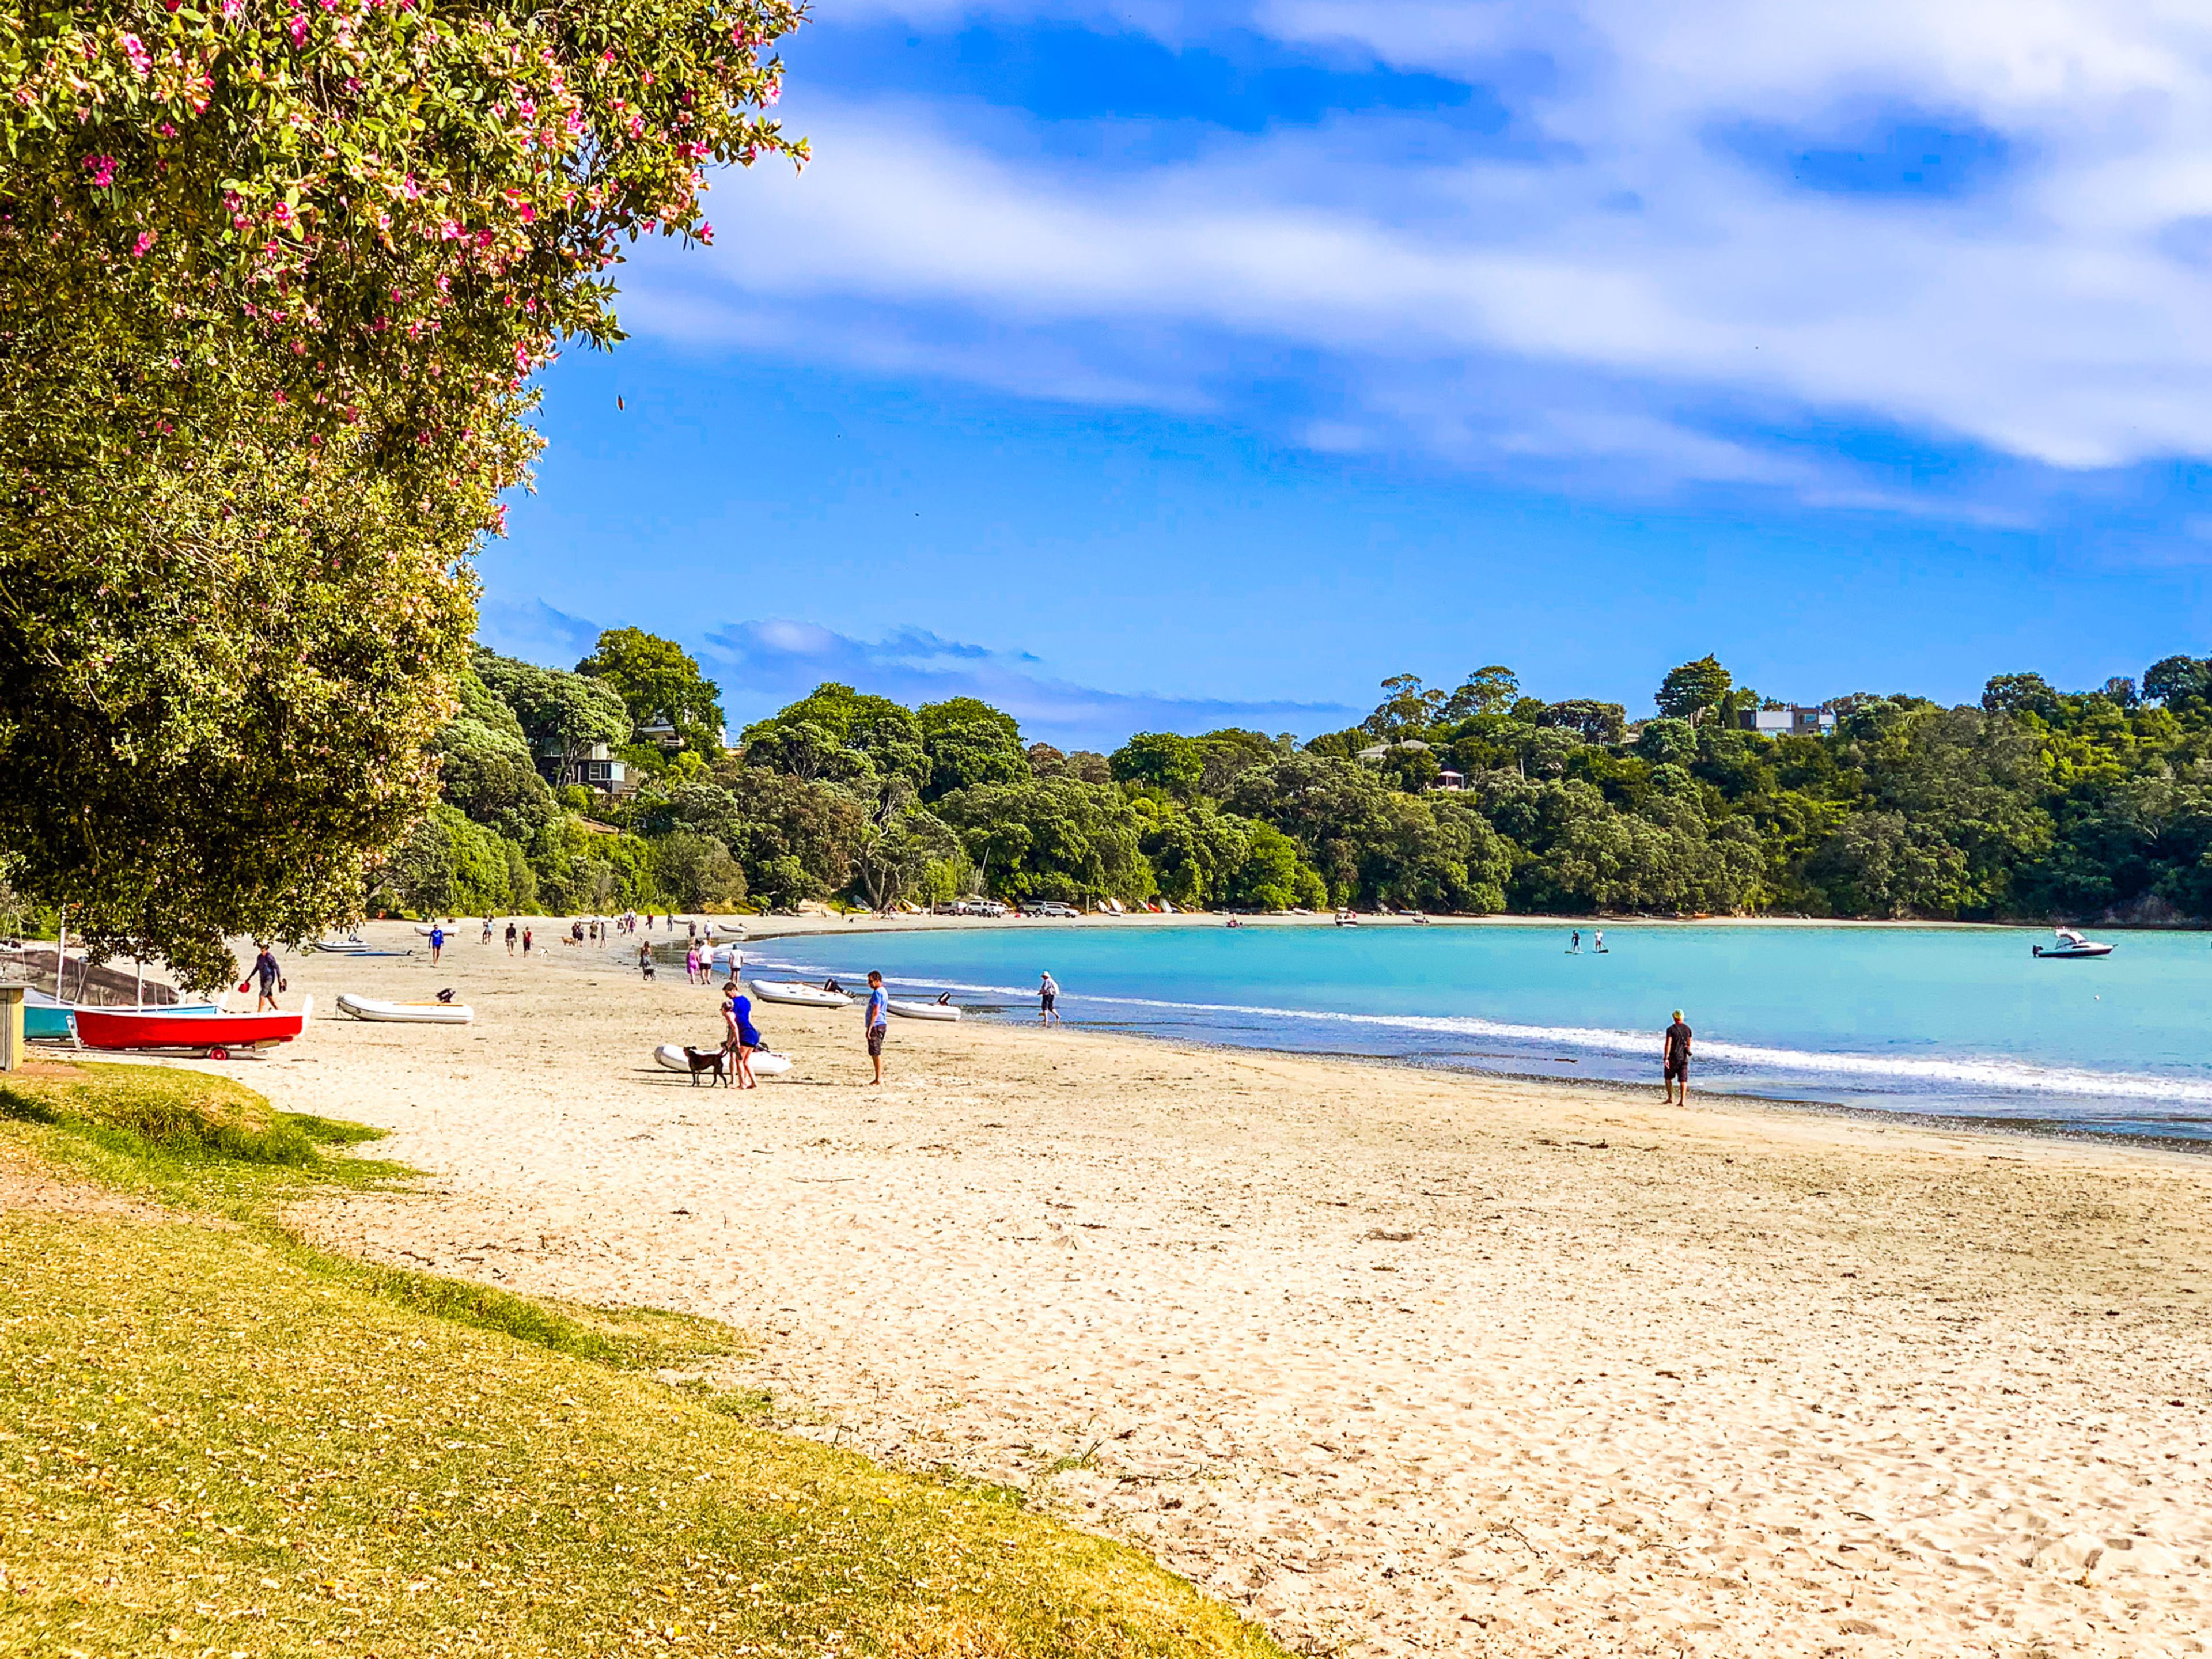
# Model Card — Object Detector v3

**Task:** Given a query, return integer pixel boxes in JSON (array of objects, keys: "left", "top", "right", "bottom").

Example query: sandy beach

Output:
[{"left": 238, "top": 921, "right": 2211, "bottom": 1656}]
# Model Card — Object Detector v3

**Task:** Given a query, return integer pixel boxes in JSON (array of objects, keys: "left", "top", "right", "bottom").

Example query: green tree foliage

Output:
[
  {"left": 1110, "top": 732, "right": 1204, "bottom": 795},
  {"left": 934, "top": 779, "right": 1151, "bottom": 905},
  {"left": 474, "top": 650, "right": 630, "bottom": 781},
  {"left": 576, "top": 628, "right": 725, "bottom": 753},
  {"left": 0, "top": 0, "right": 805, "bottom": 983},
  {"left": 397, "top": 651, "right": 2212, "bottom": 926},
  {"left": 920, "top": 714, "right": 1029, "bottom": 801},
  {"left": 1363, "top": 675, "right": 1446, "bottom": 740},
  {"left": 1440, "top": 665, "right": 1520, "bottom": 721},
  {"left": 1656, "top": 656, "right": 1733, "bottom": 723}
]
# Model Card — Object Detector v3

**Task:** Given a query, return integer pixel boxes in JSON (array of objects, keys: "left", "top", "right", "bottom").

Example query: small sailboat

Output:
[
  {"left": 74, "top": 997, "right": 313, "bottom": 1059},
  {"left": 2033, "top": 927, "right": 2114, "bottom": 960}
]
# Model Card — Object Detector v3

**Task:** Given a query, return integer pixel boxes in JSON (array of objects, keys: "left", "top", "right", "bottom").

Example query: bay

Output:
[{"left": 738, "top": 920, "right": 2212, "bottom": 1143}]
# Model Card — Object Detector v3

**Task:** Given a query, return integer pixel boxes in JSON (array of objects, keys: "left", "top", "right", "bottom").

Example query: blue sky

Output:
[{"left": 484, "top": 1, "right": 2212, "bottom": 749}]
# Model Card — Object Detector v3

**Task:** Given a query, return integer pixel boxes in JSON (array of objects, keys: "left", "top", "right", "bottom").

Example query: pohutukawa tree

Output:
[{"left": 0, "top": 0, "right": 804, "bottom": 985}]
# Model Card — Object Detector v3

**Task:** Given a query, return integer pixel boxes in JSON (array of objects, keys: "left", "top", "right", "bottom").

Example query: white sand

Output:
[{"left": 248, "top": 921, "right": 2211, "bottom": 1656}]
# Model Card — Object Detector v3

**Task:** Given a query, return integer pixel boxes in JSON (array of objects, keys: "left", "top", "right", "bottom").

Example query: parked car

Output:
[{"left": 1023, "top": 900, "right": 1079, "bottom": 919}]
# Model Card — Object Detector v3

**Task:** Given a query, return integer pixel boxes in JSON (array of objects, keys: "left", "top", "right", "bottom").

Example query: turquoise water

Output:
[{"left": 741, "top": 922, "right": 2212, "bottom": 1143}]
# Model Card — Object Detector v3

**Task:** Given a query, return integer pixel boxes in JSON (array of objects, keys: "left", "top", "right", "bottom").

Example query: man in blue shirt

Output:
[
  {"left": 429, "top": 923, "right": 444, "bottom": 965},
  {"left": 864, "top": 970, "right": 889, "bottom": 1085}
]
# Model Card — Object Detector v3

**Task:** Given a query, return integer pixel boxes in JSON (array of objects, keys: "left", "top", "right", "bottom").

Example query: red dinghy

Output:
[{"left": 73, "top": 997, "right": 313, "bottom": 1060}]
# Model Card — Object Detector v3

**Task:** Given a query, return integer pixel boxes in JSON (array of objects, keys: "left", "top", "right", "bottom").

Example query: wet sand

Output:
[{"left": 244, "top": 921, "right": 2211, "bottom": 1657}]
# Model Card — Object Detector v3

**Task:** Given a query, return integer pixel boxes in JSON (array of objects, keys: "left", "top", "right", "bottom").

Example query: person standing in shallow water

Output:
[{"left": 1662, "top": 1009, "right": 1694, "bottom": 1105}]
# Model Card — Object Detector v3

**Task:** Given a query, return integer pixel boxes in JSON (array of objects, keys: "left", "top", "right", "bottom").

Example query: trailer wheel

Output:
[{"left": 207, "top": 1045, "right": 230, "bottom": 1062}]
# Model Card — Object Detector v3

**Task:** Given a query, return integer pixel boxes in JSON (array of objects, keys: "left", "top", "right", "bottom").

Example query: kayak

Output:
[
  {"left": 336, "top": 993, "right": 475, "bottom": 1025},
  {"left": 74, "top": 997, "right": 313, "bottom": 1058},
  {"left": 747, "top": 980, "right": 851, "bottom": 1009},
  {"left": 652, "top": 1043, "right": 792, "bottom": 1078},
  {"left": 887, "top": 998, "right": 961, "bottom": 1022}
]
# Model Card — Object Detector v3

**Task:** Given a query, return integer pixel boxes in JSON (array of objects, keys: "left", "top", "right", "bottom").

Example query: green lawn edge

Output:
[{"left": 0, "top": 1063, "right": 1289, "bottom": 1659}]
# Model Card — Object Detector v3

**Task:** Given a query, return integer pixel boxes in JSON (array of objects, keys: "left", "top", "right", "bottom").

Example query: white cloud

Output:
[{"left": 628, "top": 1, "right": 2212, "bottom": 496}]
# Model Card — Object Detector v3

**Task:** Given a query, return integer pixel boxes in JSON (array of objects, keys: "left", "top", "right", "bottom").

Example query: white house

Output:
[{"left": 1745, "top": 705, "right": 1837, "bottom": 737}]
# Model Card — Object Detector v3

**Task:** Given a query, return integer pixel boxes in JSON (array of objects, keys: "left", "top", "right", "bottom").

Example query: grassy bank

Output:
[{"left": 0, "top": 1063, "right": 1285, "bottom": 1659}]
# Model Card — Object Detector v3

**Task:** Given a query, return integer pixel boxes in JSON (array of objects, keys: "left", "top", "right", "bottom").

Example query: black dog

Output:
[{"left": 678, "top": 1046, "right": 729, "bottom": 1086}]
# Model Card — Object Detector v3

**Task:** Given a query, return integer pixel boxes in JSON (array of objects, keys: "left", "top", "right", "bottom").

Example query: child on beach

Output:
[{"left": 864, "top": 971, "right": 889, "bottom": 1085}]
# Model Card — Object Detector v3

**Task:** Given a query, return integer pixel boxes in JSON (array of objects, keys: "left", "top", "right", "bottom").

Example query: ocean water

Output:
[{"left": 732, "top": 921, "right": 2212, "bottom": 1144}]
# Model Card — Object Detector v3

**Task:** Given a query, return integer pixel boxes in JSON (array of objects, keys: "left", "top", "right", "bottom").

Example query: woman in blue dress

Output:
[{"left": 721, "top": 980, "right": 764, "bottom": 1089}]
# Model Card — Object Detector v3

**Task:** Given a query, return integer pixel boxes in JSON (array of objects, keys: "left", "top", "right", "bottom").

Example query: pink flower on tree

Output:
[
  {"left": 120, "top": 34, "right": 152, "bottom": 77},
  {"left": 82, "top": 154, "right": 117, "bottom": 188},
  {"left": 287, "top": 14, "right": 309, "bottom": 46},
  {"left": 131, "top": 229, "right": 157, "bottom": 256}
]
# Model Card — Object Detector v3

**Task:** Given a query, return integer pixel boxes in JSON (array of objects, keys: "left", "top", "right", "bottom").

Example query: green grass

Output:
[{"left": 0, "top": 1068, "right": 1288, "bottom": 1659}]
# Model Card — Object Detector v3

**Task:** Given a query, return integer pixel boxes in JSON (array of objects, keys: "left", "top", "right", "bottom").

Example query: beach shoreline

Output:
[{"left": 202, "top": 923, "right": 2212, "bottom": 1655}]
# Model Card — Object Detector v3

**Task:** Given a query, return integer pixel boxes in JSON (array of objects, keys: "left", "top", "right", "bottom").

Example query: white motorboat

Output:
[
  {"left": 2033, "top": 927, "right": 2114, "bottom": 960},
  {"left": 887, "top": 995, "right": 961, "bottom": 1022},
  {"left": 746, "top": 979, "right": 853, "bottom": 1009},
  {"left": 653, "top": 1043, "right": 791, "bottom": 1078},
  {"left": 336, "top": 993, "right": 475, "bottom": 1024}
]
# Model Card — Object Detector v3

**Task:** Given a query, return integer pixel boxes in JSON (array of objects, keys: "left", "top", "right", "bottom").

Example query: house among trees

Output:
[
  {"left": 554, "top": 743, "right": 631, "bottom": 794},
  {"left": 1738, "top": 704, "right": 1838, "bottom": 737}
]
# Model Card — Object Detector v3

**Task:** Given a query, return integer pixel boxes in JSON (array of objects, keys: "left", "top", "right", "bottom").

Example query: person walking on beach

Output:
[
  {"left": 482, "top": 916, "right": 494, "bottom": 945},
  {"left": 505, "top": 921, "right": 518, "bottom": 955},
  {"left": 637, "top": 941, "right": 655, "bottom": 981},
  {"left": 685, "top": 944, "right": 702, "bottom": 985},
  {"left": 247, "top": 942, "right": 282, "bottom": 1012},
  {"left": 1662, "top": 1009, "right": 1694, "bottom": 1105},
  {"left": 522, "top": 926, "right": 533, "bottom": 957},
  {"left": 1039, "top": 971, "right": 1060, "bottom": 1026},
  {"left": 863, "top": 970, "right": 889, "bottom": 1085},
  {"left": 429, "top": 922, "right": 444, "bottom": 965}
]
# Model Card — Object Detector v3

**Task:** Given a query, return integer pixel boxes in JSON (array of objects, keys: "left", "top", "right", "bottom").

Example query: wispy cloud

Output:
[
  {"left": 478, "top": 603, "right": 1358, "bottom": 748},
  {"left": 618, "top": 0, "right": 2212, "bottom": 510}
]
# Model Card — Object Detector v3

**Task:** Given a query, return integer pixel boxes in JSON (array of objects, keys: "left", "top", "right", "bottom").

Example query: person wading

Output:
[{"left": 1662, "top": 1009, "right": 1694, "bottom": 1105}]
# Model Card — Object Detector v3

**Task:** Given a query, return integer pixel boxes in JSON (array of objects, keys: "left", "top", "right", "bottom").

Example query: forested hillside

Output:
[{"left": 378, "top": 635, "right": 2212, "bottom": 926}]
